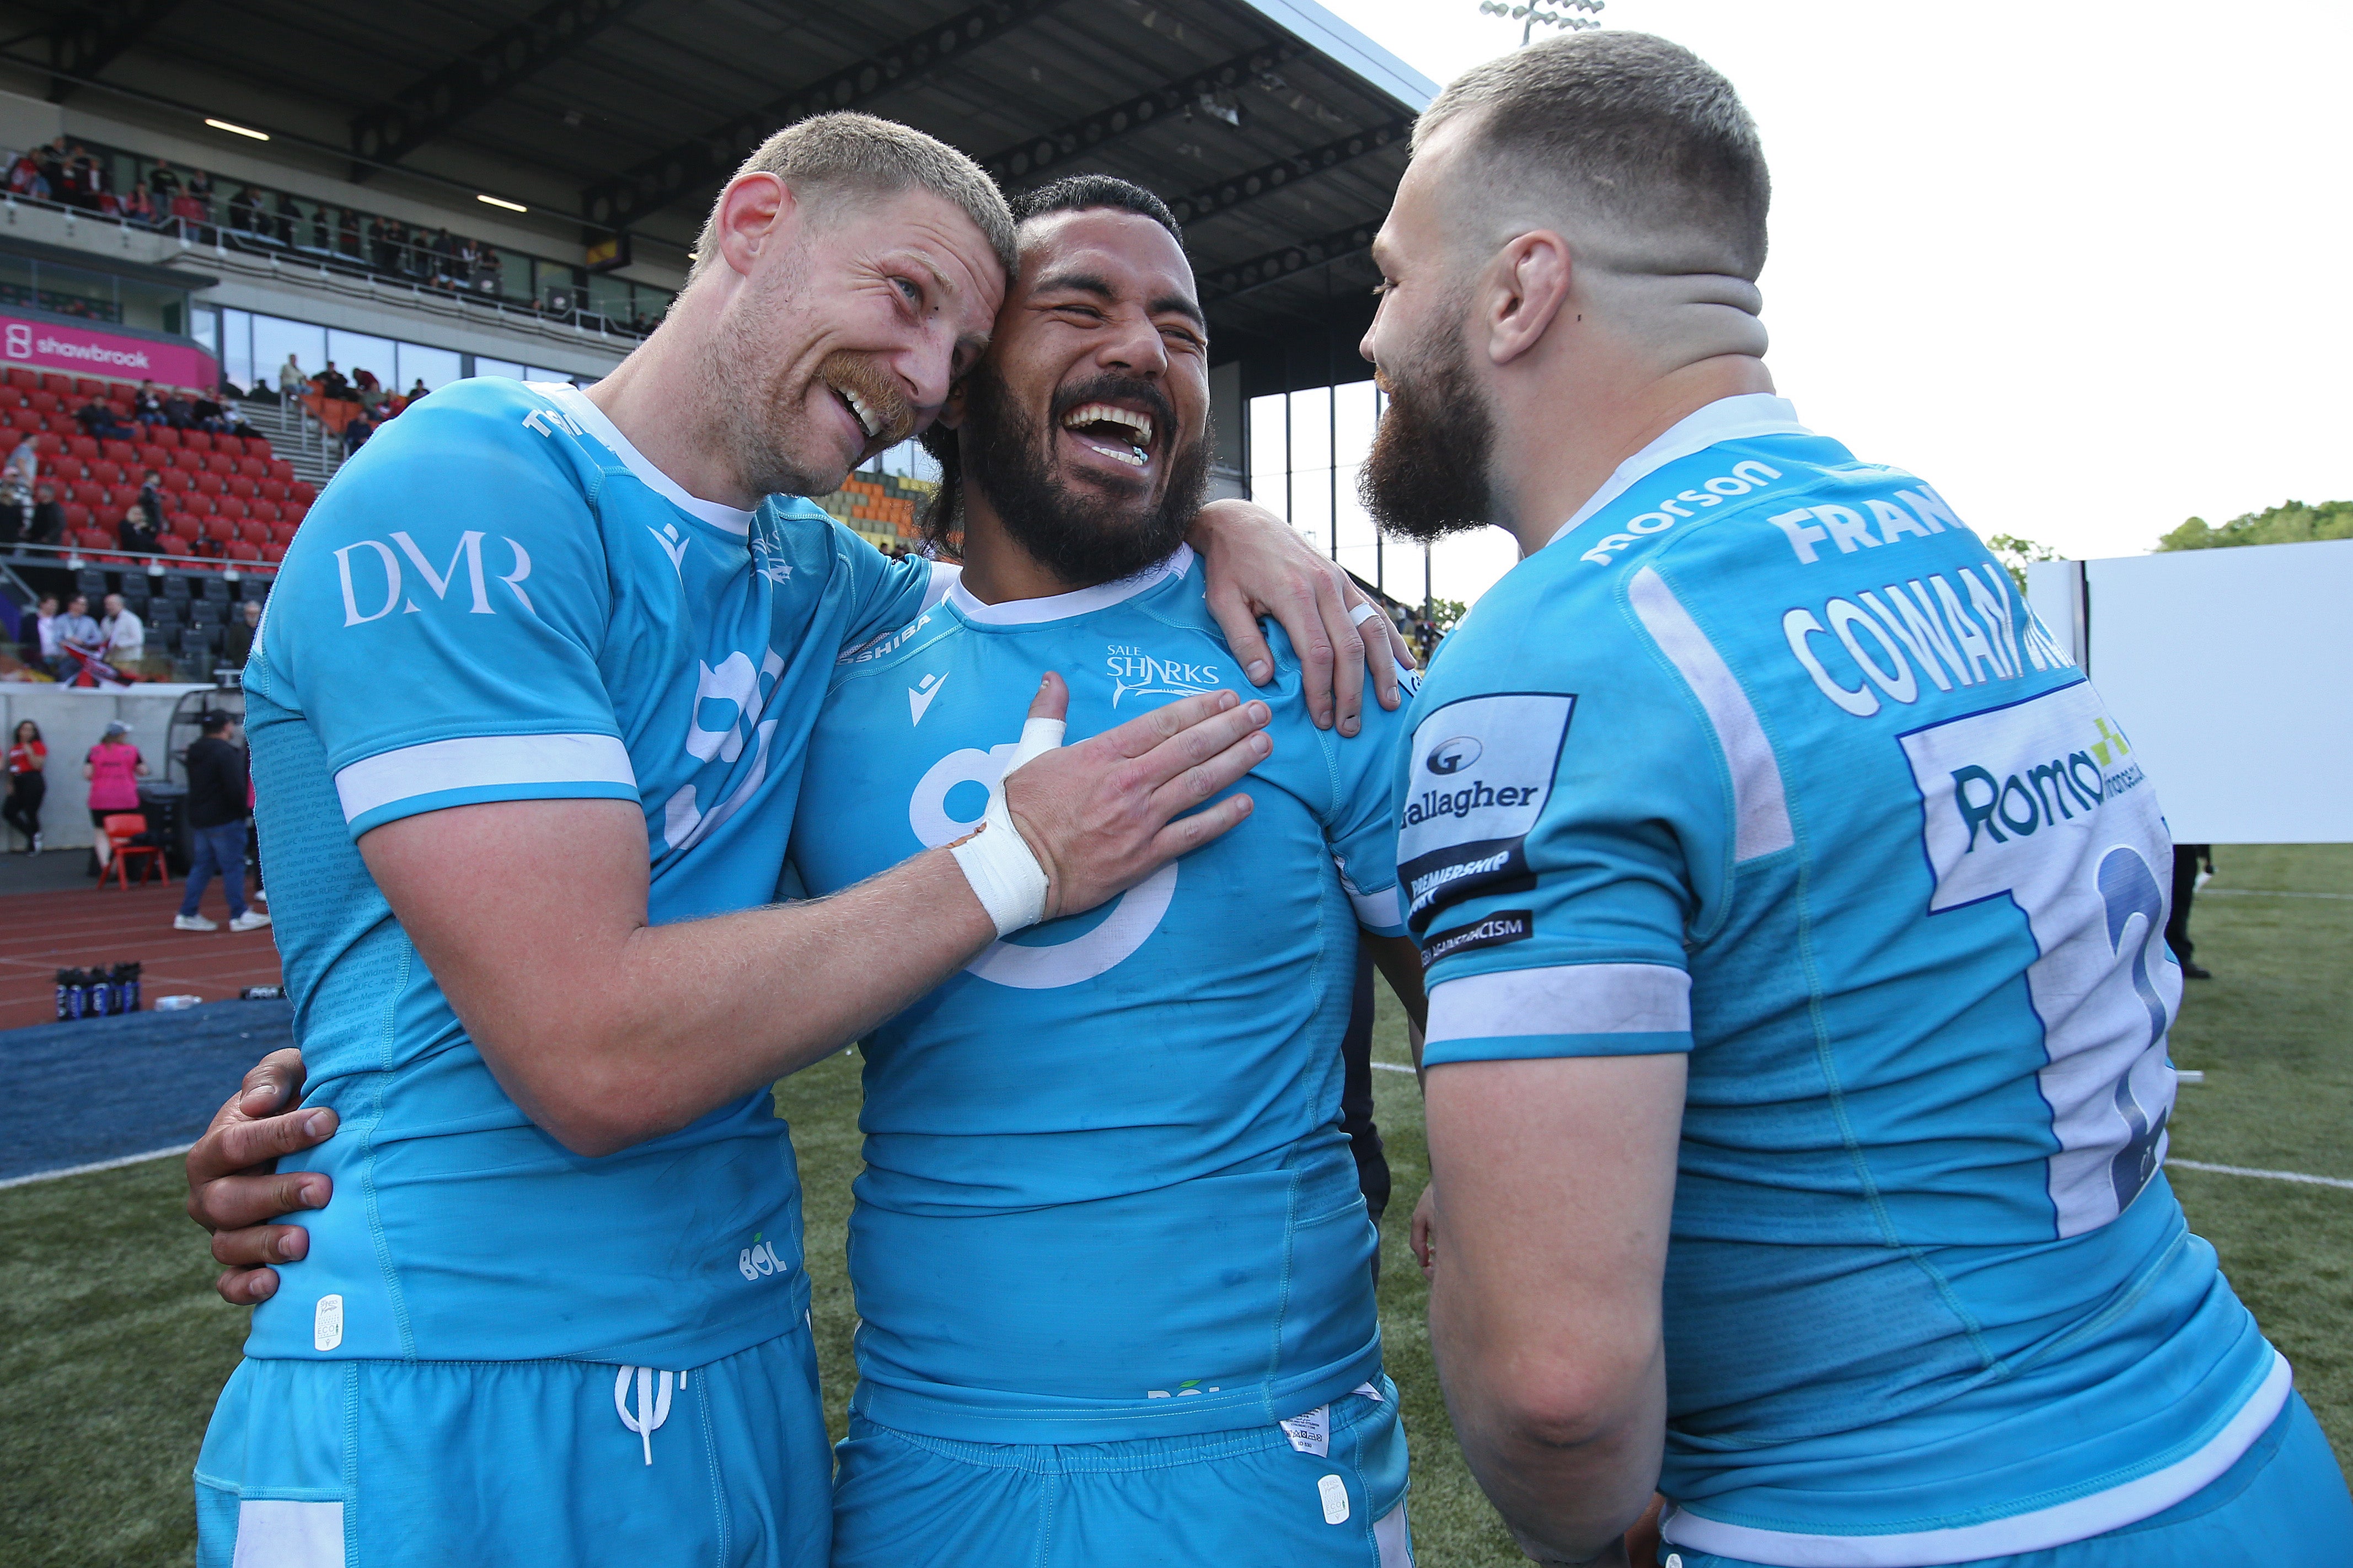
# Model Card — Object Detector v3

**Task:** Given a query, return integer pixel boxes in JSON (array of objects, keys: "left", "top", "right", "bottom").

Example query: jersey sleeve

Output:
[
  {"left": 1320, "top": 663, "right": 1418, "bottom": 938},
  {"left": 254, "top": 388, "right": 633, "bottom": 839},
  {"left": 817, "top": 513, "right": 955, "bottom": 653},
  {"left": 1407, "top": 602, "right": 1736, "bottom": 1067}
]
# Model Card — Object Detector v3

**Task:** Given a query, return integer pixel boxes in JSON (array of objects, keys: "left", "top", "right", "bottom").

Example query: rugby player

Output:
[
  {"left": 1366, "top": 32, "right": 2353, "bottom": 1568},
  {"left": 180, "top": 114, "right": 1407, "bottom": 1568},
  {"left": 792, "top": 175, "right": 1424, "bottom": 1566}
]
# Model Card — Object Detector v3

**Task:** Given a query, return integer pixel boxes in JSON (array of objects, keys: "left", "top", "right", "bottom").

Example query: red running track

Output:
[{"left": 0, "top": 873, "right": 280, "bottom": 1028}]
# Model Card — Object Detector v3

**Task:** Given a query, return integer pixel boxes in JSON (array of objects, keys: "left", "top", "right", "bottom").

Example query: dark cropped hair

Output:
[{"left": 918, "top": 175, "right": 1187, "bottom": 553}]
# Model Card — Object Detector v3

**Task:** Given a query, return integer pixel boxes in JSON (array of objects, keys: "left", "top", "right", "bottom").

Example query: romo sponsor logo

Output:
[
  {"left": 1949, "top": 716, "right": 2144, "bottom": 853},
  {"left": 1421, "top": 910, "right": 1532, "bottom": 969},
  {"left": 1107, "top": 644, "right": 1221, "bottom": 707},
  {"left": 1579, "top": 460, "right": 1786, "bottom": 565}
]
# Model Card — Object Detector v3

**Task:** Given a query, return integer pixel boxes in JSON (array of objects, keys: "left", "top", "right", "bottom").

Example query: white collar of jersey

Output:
[
  {"left": 533, "top": 382, "right": 757, "bottom": 539},
  {"left": 946, "top": 544, "right": 1193, "bottom": 626},
  {"left": 1542, "top": 393, "right": 1810, "bottom": 551}
]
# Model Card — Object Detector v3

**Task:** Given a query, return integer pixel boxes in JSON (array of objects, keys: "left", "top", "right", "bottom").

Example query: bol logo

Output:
[
  {"left": 1426, "top": 735, "right": 1482, "bottom": 776},
  {"left": 4, "top": 324, "right": 29, "bottom": 361},
  {"left": 737, "top": 1235, "right": 787, "bottom": 1281},
  {"left": 910, "top": 740, "right": 1176, "bottom": 989}
]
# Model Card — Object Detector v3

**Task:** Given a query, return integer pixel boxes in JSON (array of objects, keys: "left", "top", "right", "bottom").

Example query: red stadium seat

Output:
[
  {"left": 167, "top": 511, "right": 202, "bottom": 539},
  {"left": 7, "top": 408, "right": 37, "bottom": 434},
  {"left": 259, "top": 478, "right": 288, "bottom": 502},
  {"left": 149, "top": 426, "right": 180, "bottom": 448},
  {"left": 89, "top": 460, "right": 120, "bottom": 487},
  {"left": 215, "top": 435, "right": 244, "bottom": 457},
  {"left": 244, "top": 435, "right": 272, "bottom": 459},
  {"left": 163, "top": 470, "right": 195, "bottom": 493},
  {"left": 33, "top": 434, "right": 62, "bottom": 459},
  {"left": 226, "top": 475, "right": 256, "bottom": 500},
  {"left": 37, "top": 374, "right": 68, "bottom": 395},
  {"left": 66, "top": 435, "right": 96, "bottom": 460},
  {"left": 237, "top": 457, "right": 267, "bottom": 480},
  {"left": 28, "top": 390, "right": 57, "bottom": 414},
  {"left": 237, "top": 519, "right": 270, "bottom": 546},
  {"left": 288, "top": 480, "right": 315, "bottom": 503},
  {"left": 61, "top": 502, "right": 88, "bottom": 530},
  {"left": 202, "top": 518, "right": 236, "bottom": 545},
  {"left": 108, "top": 485, "right": 138, "bottom": 513},
  {"left": 170, "top": 448, "right": 202, "bottom": 472},
  {"left": 204, "top": 452, "right": 235, "bottom": 476},
  {"left": 160, "top": 533, "right": 193, "bottom": 560},
  {"left": 65, "top": 481, "right": 99, "bottom": 507},
  {"left": 280, "top": 503, "right": 307, "bottom": 529},
  {"left": 269, "top": 522, "right": 297, "bottom": 546},
  {"left": 3, "top": 368, "right": 32, "bottom": 391},
  {"left": 0, "top": 386, "right": 22, "bottom": 408},
  {"left": 73, "top": 378, "right": 103, "bottom": 399},
  {"left": 267, "top": 460, "right": 294, "bottom": 483},
  {"left": 249, "top": 500, "right": 280, "bottom": 525},
  {"left": 226, "top": 540, "right": 261, "bottom": 562},
  {"left": 195, "top": 472, "right": 226, "bottom": 497},
  {"left": 181, "top": 430, "right": 213, "bottom": 453},
  {"left": 216, "top": 496, "right": 250, "bottom": 521},
  {"left": 261, "top": 541, "right": 287, "bottom": 563},
  {"left": 133, "top": 442, "right": 165, "bottom": 466}
]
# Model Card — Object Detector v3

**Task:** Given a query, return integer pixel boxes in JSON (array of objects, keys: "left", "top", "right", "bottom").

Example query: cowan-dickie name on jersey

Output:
[
  {"left": 790, "top": 548, "right": 1409, "bottom": 1445},
  {"left": 243, "top": 377, "right": 945, "bottom": 1366},
  {"left": 1402, "top": 395, "right": 2282, "bottom": 1565}
]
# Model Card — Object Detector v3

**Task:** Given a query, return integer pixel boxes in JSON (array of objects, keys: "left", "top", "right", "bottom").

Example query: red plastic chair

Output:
[
  {"left": 73, "top": 377, "right": 102, "bottom": 399},
  {"left": 261, "top": 540, "right": 287, "bottom": 563},
  {"left": 216, "top": 496, "right": 249, "bottom": 522},
  {"left": 181, "top": 430, "right": 214, "bottom": 454},
  {"left": 170, "top": 448, "right": 201, "bottom": 472},
  {"left": 90, "top": 460, "right": 120, "bottom": 487},
  {"left": 163, "top": 469, "right": 195, "bottom": 493},
  {"left": 195, "top": 471, "right": 226, "bottom": 496},
  {"left": 204, "top": 452, "right": 234, "bottom": 476},
  {"left": 237, "top": 457, "right": 268, "bottom": 480},
  {"left": 66, "top": 435, "right": 98, "bottom": 460},
  {"left": 168, "top": 511, "right": 202, "bottom": 539},
  {"left": 239, "top": 517, "right": 271, "bottom": 544},
  {"left": 267, "top": 460, "right": 294, "bottom": 483},
  {"left": 227, "top": 475, "right": 257, "bottom": 500},
  {"left": 7, "top": 407, "right": 37, "bottom": 434},
  {"left": 151, "top": 426, "right": 181, "bottom": 449},
  {"left": 4, "top": 367, "right": 33, "bottom": 390},
  {"left": 100, "top": 813, "right": 167, "bottom": 889},
  {"left": 245, "top": 436, "right": 273, "bottom": 460},
  {"left": 227, "top": 540, "right": 261, "bottom": 562},
  {"left": 203, "top": 516, "right": 237, "bottom": 545}
]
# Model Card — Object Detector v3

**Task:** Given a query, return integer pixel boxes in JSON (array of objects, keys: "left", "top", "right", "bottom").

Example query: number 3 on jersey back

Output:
[{"left": 1901, "top": 678, "right": 2182, "bottom": 1238}]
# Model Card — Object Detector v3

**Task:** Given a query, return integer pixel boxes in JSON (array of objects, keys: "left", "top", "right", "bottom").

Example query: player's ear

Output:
[
  {"left": 935, "top": 374, "right": 971, "bottom": 432},
  {"left": 710, "top": 173, "right": 793, "bottom": 278},
  {"left": 1483, "top": 229, "right": 1574, "bottom": 368}
]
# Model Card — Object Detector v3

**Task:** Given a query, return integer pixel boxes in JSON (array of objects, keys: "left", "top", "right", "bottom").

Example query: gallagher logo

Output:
[{"left": 1425, "top": 735, "right": 1481, "bottom": 775}]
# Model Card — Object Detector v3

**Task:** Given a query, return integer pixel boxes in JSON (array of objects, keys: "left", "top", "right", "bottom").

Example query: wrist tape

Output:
[{"left": 950, "top": 715, "right": 1065, "bottom": 936}]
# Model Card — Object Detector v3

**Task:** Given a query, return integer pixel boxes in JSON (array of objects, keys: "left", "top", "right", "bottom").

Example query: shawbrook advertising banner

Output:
[{"left": 0, "top": 313, "right": 216, "bottom": 389}]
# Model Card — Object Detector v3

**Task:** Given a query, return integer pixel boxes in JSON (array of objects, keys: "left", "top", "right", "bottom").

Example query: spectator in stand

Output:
[
  {"left": 35, "top": 138, "right": 64, "bottom": 200},
  {"left": 318, "top": 361, "right": 351, "bottom": 400},
  {"left": 222, "top": 402, "right": 256, "bottom": 439},
  {"left": 62, "top": 144, "right": 102, "bottom": 209},
  {"left": 25, "top": 481, "right": 62, "bottom": 545},
  {"left": 227, "top": 185, "right": 258, "bottom": 234},
  {"left": 4, "top": 718, "right": 45, "bottom": 852},
  {"left": 186, "top": 166, "right": 213, "bottom": 212},
  {"left": 190, "top": 390, "right": 226, "bottom": 431},
  {"left": 54, "top": 594, "right": 101, "bottom": 673},
  {"left": 0, "top": 487, "right": 18, "bottom": 547},
  {"left": 225, "top": 597, "right": 262, "bottom": 669},
  {"left": 81, "top": 718, "right": 147, "bottom": 875},
  {"left": 274, "top": 191, "right": 300, "bottom": 246},
  {"left": 136, "top": 468, "right": 165, "bottom": 531},
  {"left": 309, "top": 205, "right": 329, "bottom": 251},
  {"left": 338, "top": 206, "right": 360, "bottom": 258},
  {"left": 169, "top": 188, "right": 208, "bottom": 237},
  {"left": 366, "top": 213, "right": 390, "bottom": 271},
  {"left": 7, "top": 148, "right": 42, "bottom": 197},
  {"left": 100, "top": 590, "right": 144, "bottom": 660},
  {"left": 76, "top": 396, "right": 132, "bottom": 441},
  {"left": 3, "top": 433, "right": 37, "bottom": 502},
  {"left": 277, "top": 353, "right": 304, "bottom": 399},
  {"left": 147, "top": 158, "right": 181, "bottom": 206},
  {"left": 405, "top": 375, "right": 428, "bottom": 401},
  {"left": 116, "top": 503, "right": 158, "bottom": 557},
  {"left": 162, "top": 389, "right": 195, "bottom": 429},
  {"left": 121, "top": 179, "right": 157, "bottom": 227},
  {"left": 133, "top": 379, "right": 165, "bottom": 425},
  {"left": 353, "top": 367, "right": 380, "bottom": 397},
  {"left": 175, "top": 710, "right": 267, "bottom": 932},
  {"left": 342, "top": 410, "right": 374, "bottom": 457},
  {"left": 26, "top": 594, "right": 57, "bottom": 666}
]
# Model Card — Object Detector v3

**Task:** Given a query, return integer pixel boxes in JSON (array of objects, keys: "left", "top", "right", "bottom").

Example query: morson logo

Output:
[{"left": 1425, "top": 735, "right": 1481, "bottom": 775}]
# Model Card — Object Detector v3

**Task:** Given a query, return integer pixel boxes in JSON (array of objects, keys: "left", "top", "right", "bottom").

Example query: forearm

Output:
[
  {"left": 1429, "top": 1292, "right": 1664, "bottom": 1564},
  {"left": 468, "top": 847, "right": 994, "bottom": 1154}
]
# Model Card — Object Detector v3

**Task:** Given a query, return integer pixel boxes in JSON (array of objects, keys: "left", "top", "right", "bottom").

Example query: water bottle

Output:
[
  {"left": 121, "top": 962, "right": 142, "bottom": 1013},
  {"left": 53, "top": 968, "right": 76, "bottom": 1022},
  {"left": 82, "top": 969, "right": 110, "bottom": 1017}
]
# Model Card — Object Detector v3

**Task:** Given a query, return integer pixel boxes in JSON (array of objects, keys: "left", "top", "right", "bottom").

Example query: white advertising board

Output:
[{"left": 2029, "top": 539, "right": 2353, "bottom": 843}]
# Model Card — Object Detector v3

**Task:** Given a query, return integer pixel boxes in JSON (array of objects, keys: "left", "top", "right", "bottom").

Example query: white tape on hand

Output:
[{"left": 950, "top": 716, "right": 1065, "bottom": 936}]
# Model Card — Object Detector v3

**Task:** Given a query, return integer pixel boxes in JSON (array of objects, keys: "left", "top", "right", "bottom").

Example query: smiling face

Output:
[
  {"left": 954, "top": 206, "right": 1211, "bottom": 586},
  {"left": 708, "top": 181, "right": 1003, "bottom": 499}
]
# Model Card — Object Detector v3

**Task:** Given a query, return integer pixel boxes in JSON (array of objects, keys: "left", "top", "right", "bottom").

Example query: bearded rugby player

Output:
[
  {"left": 1374, "top": 32, "right": 2351, "bottom": 1568},
  {"left": 179, "top": 113, "right": 1407, "bottom": 1568}
]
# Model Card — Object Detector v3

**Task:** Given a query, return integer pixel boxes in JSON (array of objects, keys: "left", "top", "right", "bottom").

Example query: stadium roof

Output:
[{"left": 6, "top": 0, "right": 1435, "bottom": 383}]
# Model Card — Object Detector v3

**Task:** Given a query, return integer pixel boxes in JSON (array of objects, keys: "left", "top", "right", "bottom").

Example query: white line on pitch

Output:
[
  {"left": 0, "top": 1144, "right": 192, "bottom": 1191},
  {"left": 2200, "top": 888, "right": 2353, "bottom": 900},
  {"left": 2170, "top": 1159, "right": 2353, "bottom": 1192},
  {"left": 1372, "top": 1061, "right": 1416, "bottom": 1075}
]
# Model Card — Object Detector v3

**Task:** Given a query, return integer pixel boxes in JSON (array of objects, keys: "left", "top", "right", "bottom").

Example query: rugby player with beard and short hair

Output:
[
  {"left": 790, "top": 175, "right": 1427, "bottom": 1568},
  {"left": 174, "top": 114, "right": 1413, "bottom": 1568},
  {"left": 1364, "top": 31, "right": 2352, "bottom": 1568}
]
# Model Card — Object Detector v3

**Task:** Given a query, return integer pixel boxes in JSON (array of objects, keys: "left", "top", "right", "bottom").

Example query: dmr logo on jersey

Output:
[
  {"left": 1902, "top": 681, "right": 2178, "bottom": 1237},
  {"left": 1106, "top": 645, "right": 1220, "bottom": 707},
  {"left": 908, "top": 737, "right": 1175, "bottom": 987},
  {"left": 1396, "top": 692, "right": 1574, "bottom": 934},
  {"left": 333, "top": 530, "right": 533, "bottom": 625}
]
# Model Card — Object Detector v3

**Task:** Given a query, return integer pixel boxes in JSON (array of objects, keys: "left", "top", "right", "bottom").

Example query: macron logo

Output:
[{"left": 908, "top": 671, "right": 948, "bottom": 726}]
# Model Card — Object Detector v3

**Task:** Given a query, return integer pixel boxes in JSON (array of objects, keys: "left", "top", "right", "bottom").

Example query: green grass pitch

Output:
[{"left": 3, "top": 845, "right": 2346, "bottom": 1565}]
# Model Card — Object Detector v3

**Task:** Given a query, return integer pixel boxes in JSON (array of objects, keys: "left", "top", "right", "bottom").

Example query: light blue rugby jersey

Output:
[
  {"left": 1402, "top": 395, "right": 2284, "bottom": 1565},
  {"left": 242, "top": 377, "right": 947, "bottom": 1367},
  {"left": 789, "top": 547, "right": 1410, "bottom": 1444}
]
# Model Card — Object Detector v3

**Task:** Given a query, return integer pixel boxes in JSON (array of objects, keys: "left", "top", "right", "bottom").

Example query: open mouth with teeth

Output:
[
  {"left": 835, "top": 385, "right": 886, "bottom": 443},
  {"left": 1059, "top": 401, "right": 1157, "bottom": 471}
]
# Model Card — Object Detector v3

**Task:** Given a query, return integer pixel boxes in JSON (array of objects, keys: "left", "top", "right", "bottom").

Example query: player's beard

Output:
[
  {"left": 963, "top": 363, "right": 1209, "bottom": 588},
  {"left": 712, "top": 262, "right": 912, "bottom": 498},
  {"left": 1360, "top": 309, "right": 1497, "bottom": 544}
]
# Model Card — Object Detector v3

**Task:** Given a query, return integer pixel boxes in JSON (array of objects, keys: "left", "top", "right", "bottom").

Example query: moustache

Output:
[
  {"left": 819, "top": 351, "right": 915, "bottom": 449},
  {"left": 1048, "top": 374, "right": 1177, "bottom": 442}
]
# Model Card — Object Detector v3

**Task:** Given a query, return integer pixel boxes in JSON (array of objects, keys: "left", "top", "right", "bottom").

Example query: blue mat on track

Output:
[{"left": 0, "top": 1000, "right": 294, "bottom": 1182}]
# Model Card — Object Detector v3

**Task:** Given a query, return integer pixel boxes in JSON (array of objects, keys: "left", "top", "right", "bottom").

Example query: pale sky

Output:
[{"left": 1310, "top": 0, "right": 2353, "bottom": 607}]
